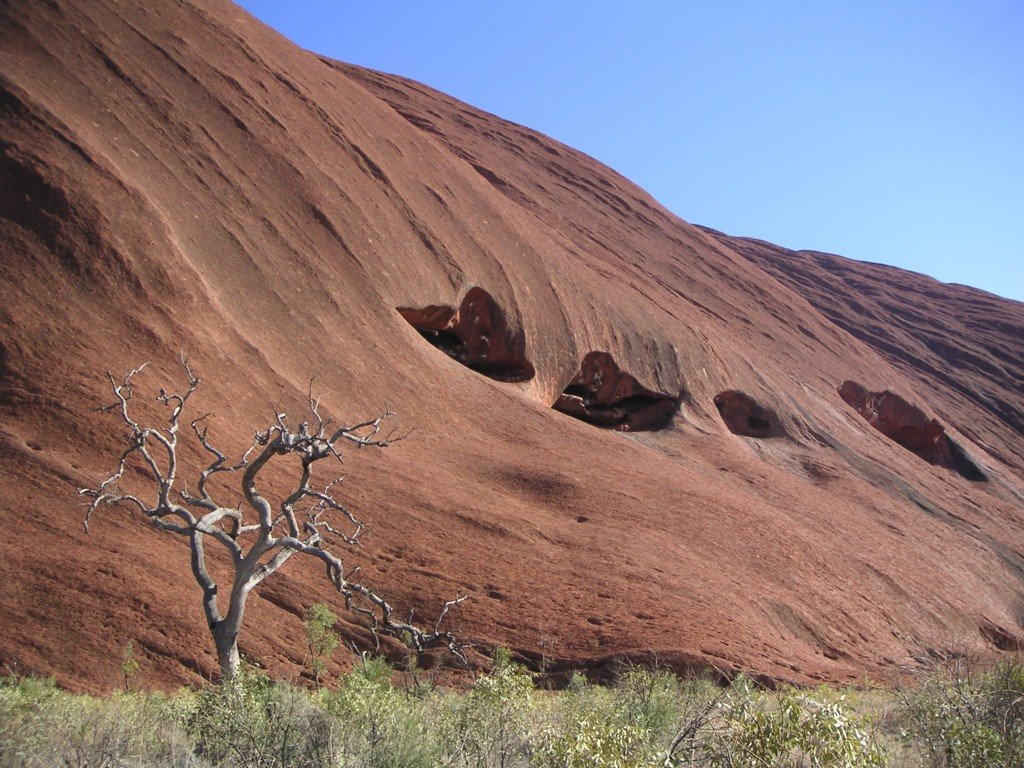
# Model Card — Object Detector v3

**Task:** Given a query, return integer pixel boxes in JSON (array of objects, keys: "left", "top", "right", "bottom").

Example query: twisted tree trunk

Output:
[{"left": 81, "top": 357, "right": 465, "bottom": 682}]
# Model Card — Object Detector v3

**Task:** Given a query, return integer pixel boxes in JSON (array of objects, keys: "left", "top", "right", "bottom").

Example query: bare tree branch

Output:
[{"left": 80, "top": 358, "right": 465, "bottom": 679}]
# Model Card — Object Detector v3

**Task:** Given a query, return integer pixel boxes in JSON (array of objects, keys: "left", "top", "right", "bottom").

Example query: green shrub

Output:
[
  {"left": 1, "top": 661, "right": 905, "bottom": 768},
  {"left": 121, "top": 641, "right": 141, "bottom": 692},
  {"left": 683, "top": 677, "right": 887, "bottom": 768},
  {"left": 613, "top": 667, "right": 683, "bottom": 742},
  {"left": 900, "top": 657, "right": 1024, "bottom": 767},
  {"left": 0, "top": 676, "right": 193, "bottom": 767},
  {"left": 303, "top": 603, "right": 339, "bottom": 691},
  {"left": 0, "top": 677, "right": 60, "bottom": 766},
  {"left": 321, "top": 654, "right": 440, "bottom": 768},
  {"left": 532, "top": 714, "right": 658, "bottom": 768},
  {"left": 529, "top": 668, "right": 663, "bottom": 768},
  {"left": 187, "top": 664, "right": 334, "bottom": 768},
  {"left": 440, "top": 647, "right": 535, "bottom": 768}
]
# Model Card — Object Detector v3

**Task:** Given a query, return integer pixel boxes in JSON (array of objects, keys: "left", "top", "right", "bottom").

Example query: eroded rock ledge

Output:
[
  {"left": 553, "top": 351, "right": 679, "bottom": 431},
  {"left": 838, "top": 381, "right": 986, "bottom": 481},
  {"left": 398, "top": 287, "right": 535, "bottom": 383},
  {"left": 714, "top": 390, "right": 779, "bottom": 438}
]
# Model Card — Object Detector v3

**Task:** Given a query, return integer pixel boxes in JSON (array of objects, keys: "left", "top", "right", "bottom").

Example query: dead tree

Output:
[{"left": 81, "top": 356, "right": 464, "bottom": 680}]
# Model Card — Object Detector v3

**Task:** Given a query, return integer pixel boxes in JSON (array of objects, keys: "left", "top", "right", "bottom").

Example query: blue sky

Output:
[{"left": 237, "top": 1, "right": 1024, "bottom": 303}]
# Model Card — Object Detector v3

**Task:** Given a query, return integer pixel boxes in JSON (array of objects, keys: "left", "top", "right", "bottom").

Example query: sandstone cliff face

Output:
[
  {"left": 707, "top": 230, "right": 1024, "bottom": 478},
  {"left": 1, "top": 0, "right": 1023, "bottom": 692}
]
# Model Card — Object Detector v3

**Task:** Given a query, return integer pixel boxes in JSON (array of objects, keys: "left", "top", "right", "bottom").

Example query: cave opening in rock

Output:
[
  {"left": 553, "top": 351, "right": 680, "bottom": 432},
  {"left": 838, "top": 380, "right": 986, "bottom": 482},
  {"left": 713, "top": 390, "right": 778, "bottom": 438},
  {"left": 949, "top": 439, "right": 988, "bottom": 483},
  {"left": 747, "top": 415, "right": 771, "bottom": 432},
  {"left": 398, "top": 287, "right": 536, "bottom": 383},
  {"left": 417, "top": 327, "right": 462, "bottom": 357}
]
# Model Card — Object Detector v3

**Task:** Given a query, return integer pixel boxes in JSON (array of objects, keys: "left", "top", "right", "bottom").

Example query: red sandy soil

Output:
[{"left": 1, "top": 0, "right": 1023, "bottom": 692}]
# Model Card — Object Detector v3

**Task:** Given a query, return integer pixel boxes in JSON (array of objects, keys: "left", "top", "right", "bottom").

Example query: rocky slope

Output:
[
  {"left": 706, "top": 231, "right": 1024, "bottom": 479},
  {"left": 1, "top": 0, "right": 1022, "bottom": 691}
]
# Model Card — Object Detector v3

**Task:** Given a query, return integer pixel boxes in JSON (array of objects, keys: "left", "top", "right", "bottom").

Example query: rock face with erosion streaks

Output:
[
  {"left": 1, "top": 0, "right": 1023, "bottom": 692},
  {"left": 553, "top": 352, "right": 679, "bottom": 431},
  {"left": 838, "top": 381, "right": 986, "bottom": 481}
]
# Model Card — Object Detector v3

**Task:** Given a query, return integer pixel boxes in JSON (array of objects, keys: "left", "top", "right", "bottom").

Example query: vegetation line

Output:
[{"left": 4, "top": 650, "right": 1023, "bottom": 767}]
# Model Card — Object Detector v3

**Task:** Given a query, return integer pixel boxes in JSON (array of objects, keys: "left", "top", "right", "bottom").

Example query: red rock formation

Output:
[
  {"left": 705, "top": 230, "right": 1024, "bottom": 477},
  {"left": 399, "top": 288, "right": 535, "bottom": 383},
  {"left": 397, "top": 305, "right": 457, "bottom": 333},
  {"left": 713, "top": 390, "right": 778, "bottom": 438},
  {"left": 553, "top": 351, "right": 678, "bottom": 431},
  {"left": 838, "top": 381, "right": 985, "bottom": 481},
  {"left": 1, "top": 0, "right": 1022, "bottom": 692}
]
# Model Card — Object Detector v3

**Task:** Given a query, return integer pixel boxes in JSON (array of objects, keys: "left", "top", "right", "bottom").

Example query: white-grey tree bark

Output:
[{"left": 81, "top": 356, "right": 464, "bottom": 680}]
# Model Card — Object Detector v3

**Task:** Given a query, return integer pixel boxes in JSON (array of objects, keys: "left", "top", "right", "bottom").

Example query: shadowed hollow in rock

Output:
[
  {"left": 398, "top": 287, "right": 535, "bottom": 383},
  {"left": 553, "top": 351, "right": 679, "bottom": 431},
  {"left": 838, "top": 381, "right": 986, "bottom": 482},
  {"left": 713, "top": 390, "right": 779, "bottom": 438}
]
